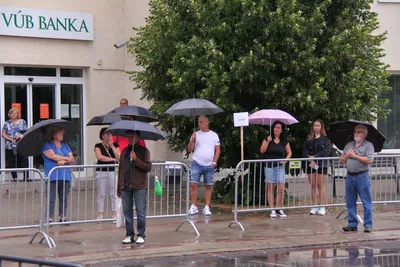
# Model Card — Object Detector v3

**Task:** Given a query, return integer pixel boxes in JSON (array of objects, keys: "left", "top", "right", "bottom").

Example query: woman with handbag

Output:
[
  {"left": 2, "top": 108, "right": 28, "bottom": 181},
  {"left": 95, "top": 127, "right": 120, "bottom": 220}
]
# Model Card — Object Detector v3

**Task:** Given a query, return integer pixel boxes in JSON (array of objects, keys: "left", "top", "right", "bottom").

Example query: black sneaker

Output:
[
  {"left": 343, "top": 225, "right": 358, "bottom": 232},
  {"left": 364, "top": 227, "right": 372, "bottom": 233}
]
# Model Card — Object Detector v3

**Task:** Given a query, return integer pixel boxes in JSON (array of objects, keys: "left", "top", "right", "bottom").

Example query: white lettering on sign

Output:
[
  {"left": 0, "top": 6, "right": 94, "bottom": 40},
  {"left": 233, "top": 112, "right": 249, "bottom": 127}
]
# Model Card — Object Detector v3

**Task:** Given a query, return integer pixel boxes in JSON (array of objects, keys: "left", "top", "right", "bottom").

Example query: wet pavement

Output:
[
  {"left": 92, "top": 244, "right": 400, "bottom": 266},
  {"left": 1, "top": 206, "right": 400, "bottom": 266}
]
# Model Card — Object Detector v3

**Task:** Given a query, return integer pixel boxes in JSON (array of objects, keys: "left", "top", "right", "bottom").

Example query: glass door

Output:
[{"left": 32, "top": 84, "right": 56, "bottom": 169}]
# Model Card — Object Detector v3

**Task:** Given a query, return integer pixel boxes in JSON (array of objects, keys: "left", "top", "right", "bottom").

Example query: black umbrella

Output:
[
  {"left": 107, "top": 105, "right": 158, "bottom": 123},
  {"left": 17, "top": 119, "right": 76, "bottom": 156},
  {"left": 327, "top": 120, "right": 386, "bottom": 152},
  {"left": 86, "top": 114, "right": 129, "bottom": 126},
  {"left": 105, "top": 121, "right": 165, "bottom": 141}
]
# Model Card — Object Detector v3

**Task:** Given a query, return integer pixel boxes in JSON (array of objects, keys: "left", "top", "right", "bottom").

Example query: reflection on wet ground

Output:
[{"left": 93, "top": 241, "right": 400, "bottom": 267}]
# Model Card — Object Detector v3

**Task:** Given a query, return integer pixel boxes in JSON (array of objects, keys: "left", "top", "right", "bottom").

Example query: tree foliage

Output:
[{"left": 128, "top": 0, "right": 390, "bottom": 167}]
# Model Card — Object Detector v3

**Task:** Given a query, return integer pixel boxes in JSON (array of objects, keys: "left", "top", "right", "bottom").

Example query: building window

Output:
[
  {"left": 378, "top": 75, "right": 400, "bottom": 149},
  {"left": 4, "top": 66, "right": 56, "bottom": 76},
  {"left": 60, "top": 68, "right": 83, "bottom": 77},
  {"left": 61, "top": 84, "right": 83, "bottom": 165}
]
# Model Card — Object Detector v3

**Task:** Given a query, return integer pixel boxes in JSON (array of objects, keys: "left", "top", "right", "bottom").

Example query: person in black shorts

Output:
[{"left": 303, "top": 120, "right": 332, "bottom": 216}]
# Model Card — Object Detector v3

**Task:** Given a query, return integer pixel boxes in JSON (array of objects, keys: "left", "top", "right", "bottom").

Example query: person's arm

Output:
[
  {"left": 187, "top": 132, "right": 196, "bottom": 153},
  {"left": 132, "top": 149, "right": 152, "bottom": 172},
  {"left": 348, "top": 143, "right": 374, "bottom": 165},
  {"left": 95, "top": 147, "right": 117, "bottom": 162},
  {"left": 2, "top": 131, "right": 14, "bottom": 142},
  {"left": 285, "top": 143, "right": 292, "bottom": 159},
  {"left": 111, "top": 143, "right": 121, "bottom": 160},
  {"left": 339, "top": 143, "right": 352, "bottom": 164},
  {"left": 212, "top": 145, "right": 221, "bottom": 166},
  {"left": 43, "top": 149, "right": 69, "bottom": 162},
  {"left": 260, "top": 136, "right": 271, "bottom": 153},
  {"left": 303, "top": 139, "right": 312, "bottom": 157}
]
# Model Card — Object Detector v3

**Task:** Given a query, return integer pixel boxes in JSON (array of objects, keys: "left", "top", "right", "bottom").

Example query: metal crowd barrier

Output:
[
  {"left": 229, "top": 155, "right": 400, "bottom": 230},
  {"left": 0, "top": 254, "right": 81, "bottom": 267},
  {"left": 43, "top": 162, "right": 198, "bottom": 247},
  {"left": 0, "top": 168, "right": 54, "bottom": 248}
]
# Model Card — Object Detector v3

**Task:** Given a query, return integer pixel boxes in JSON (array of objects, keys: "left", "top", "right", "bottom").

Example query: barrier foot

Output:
[
  {"left": 176, "top": 219, "right": 200, "bottom": 236},
  {"left": 336, "top": 209, "right": 364, "bottom": 224},
  {"left": 30, "top": 231, "right": 56, "bottom": 248},
  {"left": 228, "top": 221, "right": 245, "bottom": 231},
  {"left": 336, "top": 209, "right": 347, "bottom": 219}
]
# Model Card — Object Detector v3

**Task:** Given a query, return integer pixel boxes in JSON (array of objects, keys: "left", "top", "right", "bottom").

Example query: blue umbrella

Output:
[{"left": 105, "top": 121, "right": 165, "bottom": 141}]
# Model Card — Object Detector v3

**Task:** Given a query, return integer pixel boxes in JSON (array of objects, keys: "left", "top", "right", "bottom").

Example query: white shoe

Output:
[
  {"left": 136, "top": 236, "right": 145, "bottom": 244},
  {"left": 122, "top": 236, "right": 134, "bottom": 244},
  {"left": 188, "top": 204, "right": 199, "bottom": 215},
  {"left": 111, "top": 216, "right": 116, "bottom": 224},
  {"left": 276, "top": 210, "right": 287, "bottom": 218},
  {"left": 202, "top": 205, "right": 212, "bottom": 216},
  {"left": 270, "top": 210, "right": 277, "bottom": 218},
  {"left": 317, "top": 207, "right": 326, "bottom": 216},
  {"left": 310, "top": 208, "right": 318, "bottom": 215}
]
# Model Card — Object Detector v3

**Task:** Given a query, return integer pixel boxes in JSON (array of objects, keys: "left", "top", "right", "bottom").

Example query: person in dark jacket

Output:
[
  {"left": 117, "top": 131, "right": 151, "bottom": 245},
  {"left": 303, "top": 120, "right": 332, "bottom": 216}
]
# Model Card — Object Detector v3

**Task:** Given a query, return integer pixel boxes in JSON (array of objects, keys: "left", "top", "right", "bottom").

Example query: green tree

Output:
[{"left": 128, "top": 0, "right": 390, "bottom": 167}]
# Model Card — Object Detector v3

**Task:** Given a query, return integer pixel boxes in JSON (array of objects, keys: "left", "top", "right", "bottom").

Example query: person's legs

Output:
[
  {"left": 47, "top": 181, "right": 57, "bottom": 220},
  {"left": 5, "top": 149, "right": 17, "bottom": 179},
  {"left": 310, "top": 173, "right": 317, "bottom": 205},
  {"left": 203, "top": 165, "right": 215, "bottom": 207},
  {"left": 121, "top": 189, "right": 135, "bottom": 238},
  {"left": 21, "top": 155, "right": 29, "bottom": 180},
  {"left": 133, "top": 189, "right": 147, "bottom": 238},
  {"left": 189, "top": 161, "right": 201, "bottom": 208},
  {"left": 58, "top": 180, "right": 71, "bottom": 219},
  {"left": 96, "top": 172, "right": 107, "bottom": 216},
  {"left": 276, "top": 183, "right": 285, "bottom": 208},
  {"left": 107, "top": 171, "right": 117, "bottom": 216},
  {"left": 356, "top": 173, "right": 373, "bottom": 228},
  {"left": 317, "top": 173, "right": 327, "bottom": 205},
  {"left": 345, "top": 175, "right": 358, "bottom": 228}
]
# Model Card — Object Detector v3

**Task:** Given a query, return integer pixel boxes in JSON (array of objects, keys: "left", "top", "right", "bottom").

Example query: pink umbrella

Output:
[{"left": 249, "top": 109, "right": 299, "bottom": 129}]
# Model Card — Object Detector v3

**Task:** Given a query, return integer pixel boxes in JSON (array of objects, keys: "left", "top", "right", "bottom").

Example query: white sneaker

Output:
[
  {"left": 136, "top": 236, "right": 145, "bottom": 244},
  {"left": 122, "top": 236, "right": 134, "bottom": 244},
  {"left": 202, "top": 205, "right": 212, "bottom": 216},
  {"left": 276, "top": 210, "right": 287, "bottom": 218},
  {"left": 317, "top": 207, "right": 326, "bottom": 216},
  {"left": 310, "top": 208, "right": 318, "bottom": 215},
  {"left": 270, "top": 210, "right": 277, "bottom": 218},
  {"left": 111, "top": 216, "right": 116, "bottom": 224},
  {"left": 188, "top": 204, "right": 199, "bottom": 215}
]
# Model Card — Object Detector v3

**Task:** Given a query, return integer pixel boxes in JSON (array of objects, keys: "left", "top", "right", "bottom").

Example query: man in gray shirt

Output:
[{"left": 340, "top": 124, "right": 374, "bottom": 233}]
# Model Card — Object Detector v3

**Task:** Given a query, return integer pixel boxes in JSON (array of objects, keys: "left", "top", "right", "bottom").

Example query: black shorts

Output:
[{"left": 305, "top": 167, "right": 328, "bottom": 175}]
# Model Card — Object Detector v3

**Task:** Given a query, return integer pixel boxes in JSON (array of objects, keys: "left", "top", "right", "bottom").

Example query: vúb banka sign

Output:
[{"left": 0, "top": 6, "right": 94, "bottom": 41}]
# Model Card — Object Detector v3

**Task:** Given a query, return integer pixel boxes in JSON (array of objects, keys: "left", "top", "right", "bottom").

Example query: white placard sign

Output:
[
  {"left": 0, "top": 6, "right": 94, "bottom": 40},
  {"left": 233, "top": 112, "right": 249, "bottom": 127}
]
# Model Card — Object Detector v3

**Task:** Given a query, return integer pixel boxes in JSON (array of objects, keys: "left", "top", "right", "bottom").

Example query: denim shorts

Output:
[
  {"left": 190, "top": 161, "right": 215, "bottom": 185},
  {"left": 264, "top": 165, "right": 285, "bottom": 184}
]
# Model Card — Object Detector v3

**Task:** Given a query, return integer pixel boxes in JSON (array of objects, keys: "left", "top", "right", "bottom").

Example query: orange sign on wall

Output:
[
  {"left": 40, "top": 104, "right": 49, "bottom": 119},
  {"left": 11, "top": 103, "right": 21, "bottom": 114}
]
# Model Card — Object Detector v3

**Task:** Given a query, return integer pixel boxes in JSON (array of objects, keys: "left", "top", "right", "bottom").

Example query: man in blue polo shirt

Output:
[{"left": 340, "top": 124, "right": 374, "bottom": 233}]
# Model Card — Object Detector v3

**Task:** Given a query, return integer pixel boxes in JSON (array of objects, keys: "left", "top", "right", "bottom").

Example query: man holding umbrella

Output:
[
  {"left": 339, "top": 124, "right": 374, "bottom": 233},
  {"left": 187, "top": 115, "right": 220, "bottom": 216}
]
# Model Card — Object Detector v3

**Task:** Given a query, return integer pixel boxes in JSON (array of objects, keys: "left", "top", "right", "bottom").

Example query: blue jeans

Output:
[
  {"left": 345, "top": 172, "right": 372, "bottom": 228},
  {"left": 121, "top": 189, "right": 147, "bottom": 238},
  {"left": 190, "top": 161, "right": 215, "bottom": 185}
]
